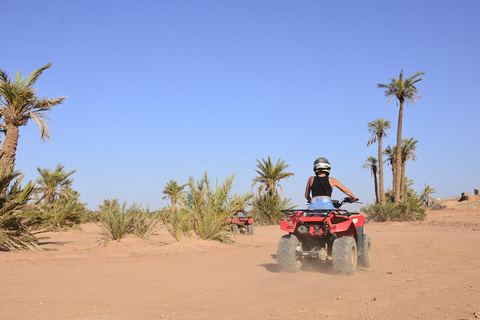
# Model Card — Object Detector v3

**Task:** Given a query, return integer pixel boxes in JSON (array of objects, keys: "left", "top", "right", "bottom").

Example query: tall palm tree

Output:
[
  {"left": 383, "top": 145, "right": 397, "bottom": 192},
  {"left": 0, "top": 63, "right": 66, "bottom": 169},
  {"left": 251, "top": 156, "right": 294, "bottom": 198},
  {"left": 162, "top": 180, "right": 187, "bottom": 206},
  {"left": 377, "top": 69, "right": 424, "bottom": 204},
  {"left": 361, "top": 157, "right": 379, "bottom": 204},
  {"left": 400, "top": 137, "right": 418, "bottom": 198},
  {"left": 35, "top": 164, "right": 77, "bottom": 204},
  {"left": 367, "top": 118, "right": 391, "bottom": 205}
]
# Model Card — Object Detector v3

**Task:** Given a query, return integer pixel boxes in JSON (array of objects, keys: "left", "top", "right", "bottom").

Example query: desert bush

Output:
[
  {"left": 27, "top": 192, "right": 89, "bottom": 231},
  {"left": 39, "top": 198, "right": 86, "bottom": 230},
  {"left": 158, "top": 206, "right": 192, "bottom": 241},
  {"left": 97, "top": 199, "right": 158, "bottom": 242},
  {"left": 180, "top": 172, "right": 237, "bottom": 241},
  {"left": 430, "top": 203, "right": 447, "bottom": 210},
  {"left": 130, "top": 207, "right": 159, "bottom": 239},
  {"left": 361, "top": 201, "right": 397, "bottom": 222},
  {"left": 362, "top": 190, "right": 426, "bottom": 222},
  {"left": 251, "top": 193, "right": 295, "bottom": 225},
  {"left": 0, "top": 163, "right": 42, "bottom": 251}
]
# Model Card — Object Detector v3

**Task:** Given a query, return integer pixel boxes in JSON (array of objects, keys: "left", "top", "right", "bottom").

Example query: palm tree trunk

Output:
[
  {"left": 0, "top": 124, "right": 20, "bottom": 170},
  {"left": 373, "top": 167, "right": 379, "bottom": 204},
  {"left": 394, "top": 101, "right": 404, "bottom": 204},
  {"left": 378, "top": 137, "right": 385, "bottom": 205},
  {"left": 400, "top": 160, "right": 406, "bottom": 198}
]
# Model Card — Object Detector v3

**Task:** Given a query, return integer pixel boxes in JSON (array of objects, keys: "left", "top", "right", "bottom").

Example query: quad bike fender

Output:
[
  {"left": 280, "top": 218, "right": 295, "bottom": 232},
  {"left": 330, "top": 215, "right": 365, "bottom": 233}
]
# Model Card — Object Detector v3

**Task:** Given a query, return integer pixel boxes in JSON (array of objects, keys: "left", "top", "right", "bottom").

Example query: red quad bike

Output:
[
  {"left": 277, "top": 197, "right": 371, "bottom": 275},
  {"left": 228, "top": 211, "right": 254, "bottom": 235}
]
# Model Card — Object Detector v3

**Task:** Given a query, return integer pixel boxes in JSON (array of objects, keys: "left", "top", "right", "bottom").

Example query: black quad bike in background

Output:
[{"left": 277, "top": 197, "right": 371, "bottom": 275}]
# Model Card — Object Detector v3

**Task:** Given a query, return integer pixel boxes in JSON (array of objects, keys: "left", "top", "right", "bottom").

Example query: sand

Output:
[{"left": 1, "top": 204, "right": 480, "bottom": 320}]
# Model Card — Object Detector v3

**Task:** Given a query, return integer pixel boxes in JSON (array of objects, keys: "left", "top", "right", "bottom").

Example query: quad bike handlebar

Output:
[
  {"left": 281, "top": 197, "right": 362, "bottom": 217},
  {"left": 339, "top": 197, "right": 361, "bottom": 206}
]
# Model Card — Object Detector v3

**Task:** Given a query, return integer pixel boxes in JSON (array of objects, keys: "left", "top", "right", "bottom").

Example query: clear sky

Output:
[{"left": 2, "top": 0, "right": 479, "bottom": 211}]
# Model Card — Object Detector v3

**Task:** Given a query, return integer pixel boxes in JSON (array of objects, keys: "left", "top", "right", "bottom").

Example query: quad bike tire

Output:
[
  {"left": 231, "top": 224, "right": 239, "bottom": 234},
  {"left": 277, "top": 234, "right": 302, "bottom": 273},
  {"left": 332, "top": 236, "right": 357, "bottom": 275},
  {"left": 358, "top": 234, "right": 372, "bottom": 267},
  {"left": 247, "top": 224, "right": 254, "bottom": 235}
]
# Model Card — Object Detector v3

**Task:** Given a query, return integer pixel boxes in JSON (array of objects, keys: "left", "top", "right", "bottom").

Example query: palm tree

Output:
[
  {"left": 162, "top": 180, "right": 187, "bottom": 206},
  {"left": 251, "top": 156, "right": 295, "bottom": 198},
  {"left": 400, "top": 137, "right": 418, "bottom": 198},
  {"left": 383, "top": 145, "right": 397, "bottom": 192},
  {"left": 35, "top": 164, "right": 77, "bottom": 204},
  {"left": 367, "top": 118, "right": 391, "bottom": 205},
  {"left": 231, "top": 192, "right": 253, "bottom": 212},
  {"left": 0, "top": 63, "right": 66, "bottom": 170},
  {"left": 361, "top": 157, "right": 379, "bottom": 204},
  {"left": 377, "top": 69, "right": 424, "bottom": 204}
]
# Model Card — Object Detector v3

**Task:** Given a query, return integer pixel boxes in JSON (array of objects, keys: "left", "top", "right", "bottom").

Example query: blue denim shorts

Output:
[{"left": 308, "top": 197, "right": 335, "bottom": 210}]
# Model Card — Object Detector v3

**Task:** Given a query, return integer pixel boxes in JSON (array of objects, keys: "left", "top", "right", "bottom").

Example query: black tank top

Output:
[{"left": 311, "top": 176, "right": 332, "bottom": 197}]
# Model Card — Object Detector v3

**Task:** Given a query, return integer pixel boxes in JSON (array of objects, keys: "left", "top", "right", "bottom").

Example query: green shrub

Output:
[
  {"left": 130, "top": 207, "right": 159, "bottom": 239},
  {"left": 251, "top": 193, "right": 294, "bottom": 225},
  {"left": 180, "top": 172, "right": 237, "bottom": 241},
  {"left": 97, "top": 199, "right": 158, "bottom": 242},
  {"left": 362, "top": 191, "right": 426, "bottom": 222},
  {"left": 28, "top": 195, "right": 88, "bottom": 231},
  {"left": 158, "top": 206, "right": 191, "bottom": 241},
  {"left": 0, "top": 164, "right": 41, "bottom": 251}
]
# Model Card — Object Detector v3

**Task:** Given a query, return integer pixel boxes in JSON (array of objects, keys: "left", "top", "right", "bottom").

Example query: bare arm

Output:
[
  {"left": 305, "top": 176, "right": 314, "bottom": 202},
  {"left": 329, "top": 177, "right": 357, "bottom": 201}
]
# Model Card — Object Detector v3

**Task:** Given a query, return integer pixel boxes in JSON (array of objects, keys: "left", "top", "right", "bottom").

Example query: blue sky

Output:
[{"left": 2, "top": 0, "right": 479, "bottom": 210}]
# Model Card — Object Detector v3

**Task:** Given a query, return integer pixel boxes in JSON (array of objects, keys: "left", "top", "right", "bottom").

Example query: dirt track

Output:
[{"left": 1, "top": 208, "right": 480, "bottom": 320}]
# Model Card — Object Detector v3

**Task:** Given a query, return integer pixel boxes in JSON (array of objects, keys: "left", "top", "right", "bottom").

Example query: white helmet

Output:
[{"left": 313, "top": 157, "right": 331, "bottom": 175}]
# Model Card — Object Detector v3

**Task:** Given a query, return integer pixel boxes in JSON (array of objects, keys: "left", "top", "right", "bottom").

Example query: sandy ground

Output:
[{"left": 2, "top": 203, "right": 480, "bottom": 320}]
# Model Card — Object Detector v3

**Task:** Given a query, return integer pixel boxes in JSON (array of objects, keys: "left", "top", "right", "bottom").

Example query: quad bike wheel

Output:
[
  {"left": 247, "top": 224, "right": 254, "bottom": 235},
  {"left": 332, "top": 236, "right": 357, "bottom": 275},
  {"left": 231, "top": 224, "right": 239, "bottom": 234},
  {"left": 358, "top": 234, "right": 372, "bottom": 267},
  {"left": 277, "top": 234, "right": 303, "bottom": 273}
]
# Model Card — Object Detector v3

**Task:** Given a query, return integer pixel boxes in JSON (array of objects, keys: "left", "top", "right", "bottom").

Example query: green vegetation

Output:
[
  {"left": 361, "top": 185, "right": 426, "bottom": 222},
  {"left": 367, "top": 118, "right": 391, "bottom": 205},
  {"left": 0, "top": 163, "right": 40, "bottom": 251},
  {"left": 159, "top": 173, "right": 253, "bottom": 242},
  {"left": 377, "top": 70, "right": 424, "bottom": 204},
  {"left": 97, "top": 199, "right": 158, "bottom": 242},
  {"left": 30, "top": 164, "right": 88, "bottom": 231},
  {"left": 364, "top": 70, "right": 429, "bottom": 222},
  {"left": 0, "top": 63, "right": 435, "bottom": 250},
  {"left": 162, "top": 180, "right": 187, "bottom": 206},
  {"left": 158, "top": 206, "right": 191, "bottom": 241},
  {"left": 362, "top": 157, "right": 379, "bottom": 204},
  {"left": 0, "top": 63, "right": 66, "bottom": 170},
  {"left": 181, "top": 172, "right": 237, "bottom": 241},
  {"left": 251, "top": 156, "right": 295, "bottom": 225},
  {"left": 252, "top": 156, "right": 294, "bottom": 198},
  {"left": 251, "top": 193, "right": 294, "bottom": 225}
]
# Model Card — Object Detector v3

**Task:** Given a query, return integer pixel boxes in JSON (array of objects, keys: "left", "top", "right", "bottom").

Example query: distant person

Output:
[
  {"left": 305, "top": 157, "right": 358, "bottom": 210},
  {"left": 236, "top": 210, "right": 245, "bottom": 218}
]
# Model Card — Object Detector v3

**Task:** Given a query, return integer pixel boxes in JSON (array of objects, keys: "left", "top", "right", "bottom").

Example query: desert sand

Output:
[{"left": 1, "top": 201, "right": 480, "bottom": 320}]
